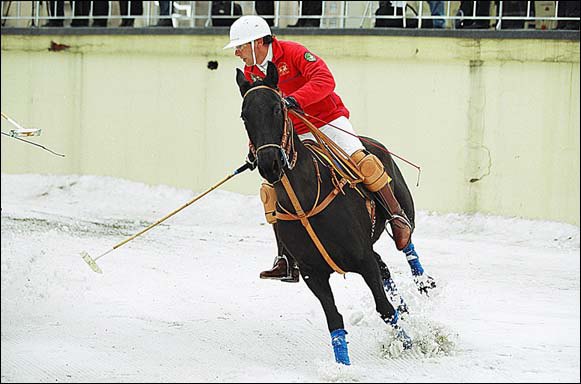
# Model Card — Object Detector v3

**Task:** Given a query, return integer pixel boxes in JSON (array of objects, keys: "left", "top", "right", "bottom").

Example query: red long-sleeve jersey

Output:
[{"left": 244, "top": 37, "right": 350, "bottom": 135}]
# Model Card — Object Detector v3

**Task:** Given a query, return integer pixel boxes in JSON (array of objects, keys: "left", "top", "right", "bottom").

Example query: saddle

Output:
[{"left": 276, "top": 138, "right": 378, "bottom": 236}]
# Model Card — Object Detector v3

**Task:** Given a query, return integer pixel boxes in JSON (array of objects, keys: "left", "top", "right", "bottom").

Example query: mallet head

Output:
[{"left": 81, "top": 251, "right": 103, "bottom": 274}]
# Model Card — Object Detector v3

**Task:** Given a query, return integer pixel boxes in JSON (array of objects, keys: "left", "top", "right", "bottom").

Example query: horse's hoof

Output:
[
  {"left": 392, "top": 324, "right": 413, "bottom": 350},
  {"left": 414, "top": 274, "right": 437, "bottom": 295}
]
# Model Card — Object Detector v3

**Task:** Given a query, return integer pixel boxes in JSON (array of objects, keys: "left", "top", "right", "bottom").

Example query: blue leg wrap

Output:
[
  {"left": 330, "top": 329, "right": 351, "bottom": 365},
  {"left": 403, "top": 242, "right": 424, "bottom": 276},
  {"left": 383, "top": 311, "right": 413, "bottom": 350},
  {"left": 383, "top": 278, "right": 409, "bottom": 315}
]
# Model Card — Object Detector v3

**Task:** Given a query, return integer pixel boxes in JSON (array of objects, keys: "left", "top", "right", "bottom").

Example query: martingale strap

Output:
[{"left": 279, "top": 174, "right": 346, "bottom": 275}]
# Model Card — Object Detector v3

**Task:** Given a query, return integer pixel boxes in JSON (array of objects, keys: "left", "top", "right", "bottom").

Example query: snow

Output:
[{"left": 1, "top": 173, "right": 579, "bottom": 382}]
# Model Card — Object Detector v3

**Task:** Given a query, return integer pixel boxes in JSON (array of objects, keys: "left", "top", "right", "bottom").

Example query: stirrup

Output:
[{"left": 388, "top": 212, "right": 412, "bottom": 230}]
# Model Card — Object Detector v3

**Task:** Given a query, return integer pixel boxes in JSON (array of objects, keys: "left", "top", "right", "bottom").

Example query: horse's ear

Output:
[
  {"left": 264, "top": 61, "right": 279, "bottom": 89},
  {"left": 236, "top": 68, "right": 251, "bottom": 97}
]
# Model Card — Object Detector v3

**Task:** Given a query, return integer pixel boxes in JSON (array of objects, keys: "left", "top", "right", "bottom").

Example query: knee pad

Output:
[
  {"left": 350, "top": 150, "right": 389, "bottom": 192},
  {"left": 260, "top": 182, "right": 278, "bottom": 224}
]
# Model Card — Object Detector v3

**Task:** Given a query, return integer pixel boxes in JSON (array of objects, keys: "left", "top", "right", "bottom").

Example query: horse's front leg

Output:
[
  {"left": 359, "top": 255, "right": 413, "bottom": 350},
  {"left": 301, "top": 270, "right": 350, "bottom": 365}
]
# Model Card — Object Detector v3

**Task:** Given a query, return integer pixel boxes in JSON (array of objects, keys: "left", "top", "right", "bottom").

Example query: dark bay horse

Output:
[{"left": 236, "top": 62, "right": 415, "bottom": 365}]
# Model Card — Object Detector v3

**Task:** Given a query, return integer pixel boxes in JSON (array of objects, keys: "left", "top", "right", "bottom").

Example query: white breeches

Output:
[{"left": 298, "top": 116, "right": 365, "bottom": 156}]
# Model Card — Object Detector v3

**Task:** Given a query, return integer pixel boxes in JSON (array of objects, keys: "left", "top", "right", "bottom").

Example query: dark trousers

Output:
[
  {"left": 456, "top": 1, "right": 490, "bottom": 29},
  {"left": 119, "top": 1, "right": 143, "bottom": 25},
  {"left": 557, "top": 1, "right": 580, "bottom": 30},
  {"left": 255, "top": 1, "right": 274, "bottom": 27},
  {"left": 289, "top": 1, "right": 322, "bottom": 27},
  {"left": 70, "top": 1, "right": 90, "bottom": 27}
]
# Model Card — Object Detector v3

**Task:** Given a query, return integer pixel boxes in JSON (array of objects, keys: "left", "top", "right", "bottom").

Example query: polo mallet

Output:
[
  {"left": 1, "top": 111, "right": 65, "bottom": 157},
  {"left": 81, "top": 162, "right": 252, "bottom": 273}
]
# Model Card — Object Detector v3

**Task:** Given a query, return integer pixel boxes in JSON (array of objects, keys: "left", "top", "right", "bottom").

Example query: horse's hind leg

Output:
[
  {"left": 359, "top": 256, "right": 412, "bottom": 349},
  {"left": 301, "top": 272, "right": 350, "bottom": 365}
]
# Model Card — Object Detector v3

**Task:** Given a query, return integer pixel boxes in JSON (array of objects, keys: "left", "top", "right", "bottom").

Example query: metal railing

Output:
[{"left": 1, "top": 1, "right": 579, "bottom": 30}]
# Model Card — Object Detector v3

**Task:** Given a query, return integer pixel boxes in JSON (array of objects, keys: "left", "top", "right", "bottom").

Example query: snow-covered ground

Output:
[{"left": 1, "top": 173, "right": 579, "bottom": 382}]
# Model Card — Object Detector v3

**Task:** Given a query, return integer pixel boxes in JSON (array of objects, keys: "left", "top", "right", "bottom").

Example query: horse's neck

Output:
[{"left": 276, "top": 134, "right": 327, "bottom": 207}]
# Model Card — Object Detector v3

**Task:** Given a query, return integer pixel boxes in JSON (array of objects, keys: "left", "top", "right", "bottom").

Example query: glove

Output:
[
  {"left": 283, "top": 96, "right": 301, "bottom": 111},
  {"left": 245, "top": 149, "right": 257, "bottom": 171}
]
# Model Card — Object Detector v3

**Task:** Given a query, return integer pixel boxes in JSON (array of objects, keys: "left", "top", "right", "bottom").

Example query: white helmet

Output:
[{"left": 223, "top": 15, "right": 271, "bottom": 49}]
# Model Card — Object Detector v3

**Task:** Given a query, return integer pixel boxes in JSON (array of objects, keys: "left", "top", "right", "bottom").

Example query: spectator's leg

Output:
[
  {"left": 428, "top": 1, "right": 445, "bottom": 29},
  {"left": 71, "top": 1, "right": 90, "bottom": 27},
  {"left": 255, "top": 1, "right": 274, "bottom": 27},
  {"left": 558, "top": 1, "right": 580, "bottom": 30},
  {"left": 120, "top": 1, "right": 142, "bottom": 27},
  {"left": 91, "top": 0, "right": 108, "bottom": 27},
  {"left": 44, "top": 1, "right": 64, "bottom": 27},
  {"left": 155, "top": 1, "right": 173, "bottom": 26}
]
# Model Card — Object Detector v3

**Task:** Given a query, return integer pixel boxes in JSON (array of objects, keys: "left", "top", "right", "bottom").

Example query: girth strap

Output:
[{"left": 279, "top": 174, "right": 346, "bottom": 275}]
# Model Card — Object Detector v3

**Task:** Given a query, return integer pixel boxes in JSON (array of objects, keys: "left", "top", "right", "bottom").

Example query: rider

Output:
[{"left": 225, "top": 15, "right": 413, "bottom": 284}]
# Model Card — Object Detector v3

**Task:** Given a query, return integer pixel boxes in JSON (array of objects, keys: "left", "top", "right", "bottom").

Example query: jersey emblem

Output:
[
  {"left": 278, "top": 62, "right": 290, "bottom": 76},
  {"left": 304, "top": 52, "right": 317, "bottom": 62}
]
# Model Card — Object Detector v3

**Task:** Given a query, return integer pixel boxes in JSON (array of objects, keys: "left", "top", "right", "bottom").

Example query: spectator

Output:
[
  {"left": 288, "top": 1, "right": 322, "bottom": 27},
  {"left": 255, "top": 1, "right": 274, "bottom": 27},
  {"left": 374, "top": 1, "right": 407, "bottom": 28},
  {"left": 455, "top": 0, "right": 491, "bottom": 29},
  {"left": 557, "top": 1, "right": 580, "bottom": 30},
  {"left": 428, "top": 1, "right": 445, "bottom": 29},
  {"left": 44, "top": 1, "right": 64, "bottom": 27},
  {"left": 211, "top": 1, "right": 242, "bottom": 27},
  {"left": 90, "top": 1, "right": 142, "bottom": 27},
  {"left": 495, "top": 1, "right": 532, "bottom": 29},
  {"left": 119, "top": 0, "right": 143, "bottom": 27},
  {"left": 154, "top": 1, "right": 173, "bottom": 27},
  {"left": 70, "top": 1, "right": 90, "bottom": 27}
]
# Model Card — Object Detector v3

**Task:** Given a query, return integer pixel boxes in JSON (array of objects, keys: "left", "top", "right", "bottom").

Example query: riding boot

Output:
[
  {"left": 376, "top": 184, "right": 412, "bottom": 250},
  {"left": 259, "top": 254, "right": 299, "bottom": 282}
]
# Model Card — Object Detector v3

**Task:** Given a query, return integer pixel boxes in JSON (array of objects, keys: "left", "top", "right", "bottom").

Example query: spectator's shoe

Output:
[
  {"left": 383, "top": 277, "right": 409, "bottom": 315},
  {"left": 71, "top": 20, "right": 89, "bottom": 27},
  {"left": 92, "top": 20, "right": 107, "bottom": 27},
  {"left": 43, "top": 20, "right": 64, "bottom": 27},
  {"left": 260, "top": 255, "right": 299, "bottom": 283},
  {"left": 154, "top": 19, "right": 173, "bottom": 27},
  {"left": 464, "top": 21, "right": 490, "bottom": 29},
  {"left": 120, "top": 18, "right": 135, "bottom": 27}
]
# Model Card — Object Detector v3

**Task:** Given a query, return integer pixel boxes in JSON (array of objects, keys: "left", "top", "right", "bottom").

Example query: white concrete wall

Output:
[{"left": 1, "top": 34, "right": 579, "bottom": 225}]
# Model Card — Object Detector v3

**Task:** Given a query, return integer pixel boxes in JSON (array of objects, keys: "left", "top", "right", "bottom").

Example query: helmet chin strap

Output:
[{"left": 251, "top": 40, "right": 257, "bottom": 68}]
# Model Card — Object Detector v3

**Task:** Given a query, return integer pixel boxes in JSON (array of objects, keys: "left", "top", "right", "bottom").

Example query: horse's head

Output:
[{"left": 236, "top": 61, "right": 293, "bottom": 184}]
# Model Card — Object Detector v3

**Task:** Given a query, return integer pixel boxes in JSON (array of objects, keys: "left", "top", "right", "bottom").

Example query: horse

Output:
[{"left": 236, "top": 62, "right": 417, "bottom": 365}]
